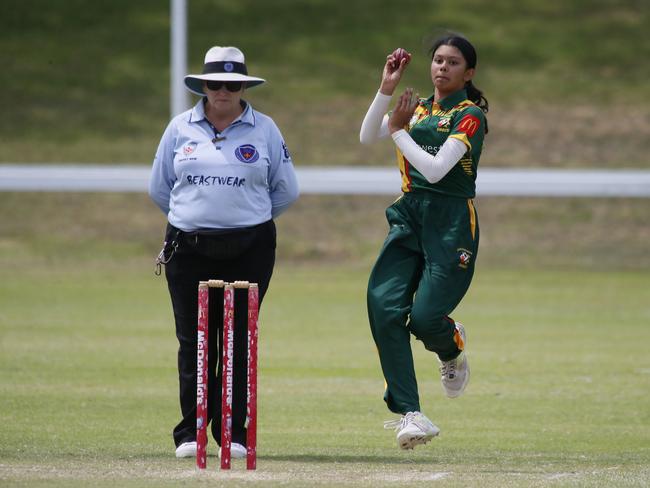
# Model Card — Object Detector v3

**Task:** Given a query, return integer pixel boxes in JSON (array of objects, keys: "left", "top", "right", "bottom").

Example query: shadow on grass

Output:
[{"left": 130, "top": 452, "right": 437, "bottom": 465}]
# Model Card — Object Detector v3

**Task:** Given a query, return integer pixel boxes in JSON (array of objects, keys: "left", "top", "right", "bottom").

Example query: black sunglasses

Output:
[{"left": 205, "top": 80, "right": 244, "bottom": 92}]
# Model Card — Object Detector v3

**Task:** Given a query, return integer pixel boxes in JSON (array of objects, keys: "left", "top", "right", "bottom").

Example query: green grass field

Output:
[
  {"left": 1, "top": 261, "right": 648, "bottom": 487},
  {"left": 1, "top": 193, "right": 649, "bottom": 487}
]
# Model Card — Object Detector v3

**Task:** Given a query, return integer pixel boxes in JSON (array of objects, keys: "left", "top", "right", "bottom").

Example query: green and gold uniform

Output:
[{"left": 367, "top": 88, "right": 486, "bottom": 414}]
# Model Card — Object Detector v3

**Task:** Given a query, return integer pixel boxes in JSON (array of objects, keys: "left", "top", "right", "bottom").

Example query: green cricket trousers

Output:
[{"left": 367, "top": 191, "right": 479, "bottom": 414}]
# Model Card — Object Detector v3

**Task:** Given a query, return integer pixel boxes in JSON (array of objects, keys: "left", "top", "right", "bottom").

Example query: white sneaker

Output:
[
  {"left": 439, "top": 322, "right": 470, "bottom": 398},
  {"left": 384, "top": 411, "right": 440, "bottom": 450},
  {"left": 175, "top": 441, "right": 197, "bottom": 458},
  {"left": 218, "top": 442, "right": 247, "bottom": 459}
]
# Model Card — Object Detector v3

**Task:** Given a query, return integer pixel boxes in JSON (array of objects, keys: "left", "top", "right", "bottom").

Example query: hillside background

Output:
[{"left": 1, "top": 0, "right": 648, "bottom": 167}]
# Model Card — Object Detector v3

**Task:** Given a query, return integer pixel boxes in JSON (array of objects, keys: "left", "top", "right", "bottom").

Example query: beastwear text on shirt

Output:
[{"left": 186, "top": 174, "right": 246, "bottom": 187}]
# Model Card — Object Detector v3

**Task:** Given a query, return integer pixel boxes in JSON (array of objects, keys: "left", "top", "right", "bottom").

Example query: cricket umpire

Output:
[{"left": 149, "top": 45, "right": 299, "bottom": 458}]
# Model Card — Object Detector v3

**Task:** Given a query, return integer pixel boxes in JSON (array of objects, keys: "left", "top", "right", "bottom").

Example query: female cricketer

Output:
[{"left": 359, "top": 34, "right": 488, "bottom": 450}]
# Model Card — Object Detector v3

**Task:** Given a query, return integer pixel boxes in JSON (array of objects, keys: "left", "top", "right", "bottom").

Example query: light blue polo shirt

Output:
[{"left": 149, "top": 99, "right": 299, "bottom": 231}]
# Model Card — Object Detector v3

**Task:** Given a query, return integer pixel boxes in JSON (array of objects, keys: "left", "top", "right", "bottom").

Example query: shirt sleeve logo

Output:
[
  {"left": 457, "top": 114, "right": 481, "bottom": 138},
  {"left": 235, "top": 144, "right": 259, "bottom": 163},
  {"left": 282, "top": 141, "right": 291, "bottom": 159}
]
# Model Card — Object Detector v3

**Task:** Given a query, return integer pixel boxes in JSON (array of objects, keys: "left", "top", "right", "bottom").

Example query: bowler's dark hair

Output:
[{"left": 430, "top": 34, "right": 489, "bottom": 133}]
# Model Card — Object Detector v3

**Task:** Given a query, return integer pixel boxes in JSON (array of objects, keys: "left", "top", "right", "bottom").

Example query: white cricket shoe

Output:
[
  {"left": 218, "top": 442, "right": 247, "bottom": 459},
  {"left": 439, "top": 322, "right": 470, "bottom": 398},
  {"left": 175, "top": 441, "right": 197, "bottom": 458},
  {"left": 384, "top": 411, "right": 440, "bottom": 450}
]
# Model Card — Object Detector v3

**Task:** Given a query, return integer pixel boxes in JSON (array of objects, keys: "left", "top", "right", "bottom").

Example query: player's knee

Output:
[
  {"left": 367, "top": 289, "right": 407, "bottom": 334},
  {"left": 408, "top": 309, "right": 446, "bottom": 341},
  {"left": 367, "top": 285, "right": 386, "bottom": 314}
]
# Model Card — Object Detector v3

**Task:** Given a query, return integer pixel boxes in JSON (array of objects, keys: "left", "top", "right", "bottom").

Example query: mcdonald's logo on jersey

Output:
[{"left": 457, "top": 114, "right": 481, "bottom": 138}]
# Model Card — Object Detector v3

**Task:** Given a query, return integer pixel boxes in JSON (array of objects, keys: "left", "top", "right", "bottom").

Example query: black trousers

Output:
[{"left": 163, "top": 220, "right": 276, "bottom": 447}]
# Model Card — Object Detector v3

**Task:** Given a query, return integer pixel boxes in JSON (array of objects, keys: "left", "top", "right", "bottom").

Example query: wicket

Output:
[{"left": 196, "top": 280, "right": 259, "bottom": 470}]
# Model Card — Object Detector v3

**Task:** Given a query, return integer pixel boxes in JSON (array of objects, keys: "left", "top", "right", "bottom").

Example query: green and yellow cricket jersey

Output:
[{"left": 396, "top": 88, "right": 486, "bottom": 198}]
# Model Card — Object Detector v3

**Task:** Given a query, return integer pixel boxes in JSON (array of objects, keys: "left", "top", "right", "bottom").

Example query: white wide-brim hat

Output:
[{"left": 184, "top": 46, "right": 266, "bottom": 96}]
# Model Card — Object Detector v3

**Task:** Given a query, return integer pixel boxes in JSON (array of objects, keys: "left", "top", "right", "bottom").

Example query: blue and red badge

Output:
[{"left": 235, "top": 144, "right": 259, "bottom": 163}]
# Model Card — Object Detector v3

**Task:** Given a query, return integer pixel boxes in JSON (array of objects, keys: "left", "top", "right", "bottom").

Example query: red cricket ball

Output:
[{"left": 391, "top": 48, "right": 411, "bottom": 68}]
